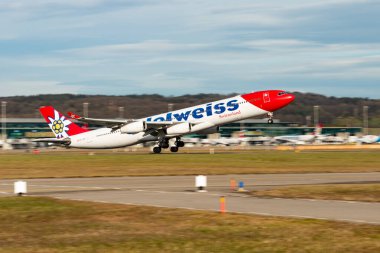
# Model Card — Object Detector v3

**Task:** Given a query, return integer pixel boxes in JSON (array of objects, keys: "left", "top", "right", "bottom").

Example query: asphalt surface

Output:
[{"left": 1, "top": 172, "right": 380, "bottom": 224}]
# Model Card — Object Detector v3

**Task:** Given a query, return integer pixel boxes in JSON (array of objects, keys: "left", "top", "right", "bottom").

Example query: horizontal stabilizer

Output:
[{"left": 32, "top": 138, "right": 71, "bottom": 145}]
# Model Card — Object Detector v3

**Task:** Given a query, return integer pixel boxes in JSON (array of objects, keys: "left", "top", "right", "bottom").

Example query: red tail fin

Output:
[{"left": 39, "top": 106, "right": 88, "bottom": 139}]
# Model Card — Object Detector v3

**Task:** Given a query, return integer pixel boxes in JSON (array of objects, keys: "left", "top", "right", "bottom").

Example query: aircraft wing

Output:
[
  {"left": 32, "top": 138, "right": 71, "bottom": 145},
  {"left": 67, "top": 112, "right": 178, "bottom": 129},
  {"left": 67, "top": 112, "right": 131, "bottom": 127}
]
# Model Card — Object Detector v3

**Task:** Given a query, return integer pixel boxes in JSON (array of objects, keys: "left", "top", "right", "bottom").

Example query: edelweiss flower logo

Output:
[{"left": 48, "top": 110, "right": 71, "bottom": 138}]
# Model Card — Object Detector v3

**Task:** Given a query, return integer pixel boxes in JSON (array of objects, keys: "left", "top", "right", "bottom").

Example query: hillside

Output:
[{"left": 1, "top": 92, "right": 379, "bottom": 127}]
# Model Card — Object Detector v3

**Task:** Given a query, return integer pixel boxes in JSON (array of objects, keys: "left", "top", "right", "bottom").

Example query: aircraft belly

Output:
[{"left": 72, "top": 132, "right": 143, "bottom": 149}]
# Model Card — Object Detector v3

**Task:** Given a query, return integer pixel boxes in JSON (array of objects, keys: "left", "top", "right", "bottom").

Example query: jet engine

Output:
[
  {"left": 190, "top": 122, "right": 218, "bottom": 134},
  {"left": 166, "top": 123, "right": 192, "bottom": 135},
  {"left": 120, "top": 121, "right": 147, "bottom": 134},
  {"left": 195, "top": 126, "right": 220, "bottom": 135}
]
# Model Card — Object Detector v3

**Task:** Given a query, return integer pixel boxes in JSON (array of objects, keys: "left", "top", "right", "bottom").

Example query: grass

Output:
[
  {"left": 0, "top": 149, "right": 380, "bottom": 178},
  {"left": 251, "top": 183, "right": 380, "bottom": 202},
  {"left": 0, "top": 196, "right": 379, "bottom": 253}
]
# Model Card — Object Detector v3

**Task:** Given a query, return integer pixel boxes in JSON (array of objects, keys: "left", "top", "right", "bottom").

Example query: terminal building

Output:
[
  {"left": 1, "top": 118, "right": 363, "bottom": 140},
  {"left": 219, "top": 119, "right": 362, "bottom": 137}
]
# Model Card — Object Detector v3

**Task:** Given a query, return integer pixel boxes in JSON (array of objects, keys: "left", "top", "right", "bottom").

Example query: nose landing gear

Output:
[{"left": 267, "top": 112, "right": 274, "bottom": 124}]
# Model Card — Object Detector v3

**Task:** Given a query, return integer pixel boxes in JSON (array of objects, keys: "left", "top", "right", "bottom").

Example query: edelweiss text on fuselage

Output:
[{"left": 146, "top": 99, "right": 239, "bottom": 122}]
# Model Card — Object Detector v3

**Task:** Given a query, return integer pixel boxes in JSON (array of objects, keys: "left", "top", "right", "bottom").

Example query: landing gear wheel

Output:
[
  {"left": 267, "top": 112, "right": 274, "bottom": 124},
  {"left": 170, "top": 146, "right": 179, "bottom": 153},
  {"left": 175, "top": 141, "right": 185, "bottom": 147},
  {"left": 153, "top": 146, "right": 162, "bottom": 154}
]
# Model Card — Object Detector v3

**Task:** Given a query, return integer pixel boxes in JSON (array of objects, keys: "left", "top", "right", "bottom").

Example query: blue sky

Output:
[{"left": 0, "top": 0, "right": 379, "bottom": 98}]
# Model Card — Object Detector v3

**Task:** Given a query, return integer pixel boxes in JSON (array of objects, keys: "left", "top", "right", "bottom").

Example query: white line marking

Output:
[{"left": 288, "top": 215, "right": 314, "bottom": 219}]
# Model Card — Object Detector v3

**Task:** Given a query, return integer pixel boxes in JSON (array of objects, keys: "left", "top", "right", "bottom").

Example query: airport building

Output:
[
  {"left": 219, "top": 119, "right": 362, "bottom": 137},
  {"left": 1, "top": 118, "right": 55, "bottom": 139},
  {"left": 0, "top": 118, "right": 363, "bottom": 139}
]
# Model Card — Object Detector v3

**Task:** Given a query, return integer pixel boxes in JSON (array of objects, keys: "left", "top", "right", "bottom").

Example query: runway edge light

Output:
[
  {"left": 14, "top": 181, "right": 27, "bottom": 196},
  {"left": 195, "top": 175, "right": 207, "bottom": 192}
]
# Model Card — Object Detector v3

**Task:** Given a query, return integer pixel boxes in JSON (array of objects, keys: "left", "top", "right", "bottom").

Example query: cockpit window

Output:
[{"left": 278, "top": 91, "right": 288, "bottom": 96}]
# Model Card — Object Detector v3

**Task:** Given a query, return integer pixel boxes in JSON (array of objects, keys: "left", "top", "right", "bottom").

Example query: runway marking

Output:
[
  {"left": 251, "top": 196, "right": 378, "bottom": 204},
  {"left": 131, "top": 189, "right": 226, "bottom": 197},
  {"left": 288, "top": 215, "right": 315, "bottom": 219},
  {"left": 246, "top": 212, "right": 272, "bottom": 216},
  {"left": 343, "top": 201, "right": 358, "bottom": 204},
  {"left": 1, "top": 183, "right": 107, "bottom": 190}
]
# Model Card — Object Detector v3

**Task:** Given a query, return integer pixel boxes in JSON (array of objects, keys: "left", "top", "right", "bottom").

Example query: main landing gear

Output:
[
  {"left": 153, "top": 138, "right": 169, "bottom": 154},
  {"left": 152, "top": 137, "right": 185, "bottom": 154},
  {"left": 175, "top": 137, "right": 185, "bottom": 148},
  {"left": 170, "top": 146, "right": 178, "bottom": 153},
  {"left": 153, "top": 146, "right": 162, "bottom": 154},
  {"left": 267, "top": 112, "right": 274, "bottom": 124}
]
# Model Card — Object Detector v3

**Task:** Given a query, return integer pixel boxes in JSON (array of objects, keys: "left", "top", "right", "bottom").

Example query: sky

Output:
[{"left": 0, "top": 0, "right": 379, "bottom": 98}]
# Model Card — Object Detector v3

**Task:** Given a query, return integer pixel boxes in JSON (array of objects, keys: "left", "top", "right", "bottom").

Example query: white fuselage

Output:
[{"left": 69, "top": 95, "right": 268, "bottom": 149}]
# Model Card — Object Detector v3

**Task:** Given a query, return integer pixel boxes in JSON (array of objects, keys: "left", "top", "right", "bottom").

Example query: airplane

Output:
[
  {"left": 35, "top": 90, "right": 295, "bottom": 153},
  {"left": 272, "top": 124, "right": 322, "bottom": 145},
  {"left": 201, "top": 131, "right": 251, "bottom": 146},
  {"left": 201, "top": 136, "right": 242, "bottom": 146},
  {"left": 272, "top": 134, "right": 315, "bottom": 145},
  {"left": 272, "top": 124, "right": 347, "bottom": 145},
  {"left": 347, "top": 135, "right": 380, "bottom": 144}
]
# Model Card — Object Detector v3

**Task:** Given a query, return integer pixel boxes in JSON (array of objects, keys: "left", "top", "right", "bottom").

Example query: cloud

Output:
[
  {"left": 241, "top": 39, "right": 316, "bottom": 49},
  {"left": 0, "top": 1, "right": 379, "bottom": 97},
  {"left": 62, "top": 40, "right": 209, "bottom": 56},
  {"left": 0, "top": 80, "right": 81, "bottom": 96},
  {"left": 0, "top": 0, "right": 117, "bottom": 10},
  {"left": 0, "top": 56, "right": 105, "bottom": 67},
  {"left": 0, "top": 34, "right": 17, "bottom": 41}
]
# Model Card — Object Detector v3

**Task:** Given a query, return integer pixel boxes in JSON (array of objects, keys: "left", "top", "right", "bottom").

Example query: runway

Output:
[{"left": 1, "top": 172, "right": 380, "bottom": 224}]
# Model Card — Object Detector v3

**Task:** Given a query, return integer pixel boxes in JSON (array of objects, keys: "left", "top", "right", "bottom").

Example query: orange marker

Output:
[
  {"left": 230, "top": 179, "right": 236, "bottom": 192},
  {"left": 219, "top": 196, "right": 226, "bottom": 213}
]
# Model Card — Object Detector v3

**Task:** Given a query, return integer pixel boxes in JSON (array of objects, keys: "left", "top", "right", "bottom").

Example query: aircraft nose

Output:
[
  {"left": 271, "top": 93, "right": 295, "bottom": 111},
  {"left": 262, "top": 91, "right": 295, "bottom": 112},
  {"left": 285, "top": 93, "right": 295, "bottom": 104}
]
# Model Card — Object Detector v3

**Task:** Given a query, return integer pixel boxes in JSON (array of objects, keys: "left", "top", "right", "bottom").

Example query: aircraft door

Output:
[{"left": 263, "top": 92, "right": 271, "bottom": 103}]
